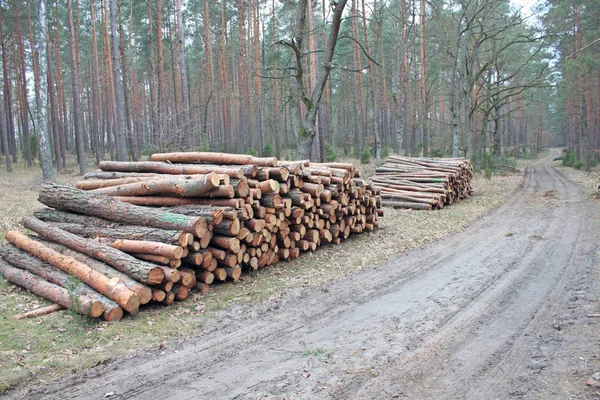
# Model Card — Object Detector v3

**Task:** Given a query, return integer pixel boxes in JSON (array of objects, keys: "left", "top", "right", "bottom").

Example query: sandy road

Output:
[{"left": 16, "top": 151, "right": 600, "bottom": 399}]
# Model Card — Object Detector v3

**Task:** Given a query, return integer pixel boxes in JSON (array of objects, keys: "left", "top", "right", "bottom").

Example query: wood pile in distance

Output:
[
  {"left": 370, "top": 156, "right": 473, "bottom": 210},
  {"left": 0, "top": 152, "right": 383, "bottom": 321}
]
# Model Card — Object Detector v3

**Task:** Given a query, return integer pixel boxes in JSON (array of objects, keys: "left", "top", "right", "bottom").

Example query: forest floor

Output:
[{"left": 4, "top": 150, "right": 597, "bottom": 398}]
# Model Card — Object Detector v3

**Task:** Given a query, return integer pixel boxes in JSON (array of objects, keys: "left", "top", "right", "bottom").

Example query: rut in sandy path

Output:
[{"left": 15, "top": 151, "right": 599, "bottom": 400}]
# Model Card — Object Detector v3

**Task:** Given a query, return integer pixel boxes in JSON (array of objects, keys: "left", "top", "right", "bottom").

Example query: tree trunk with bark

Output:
[
  {"left": 67, "top": 0, "right": 86, "bottom": 173},
  {"left": 36, "top": 0, "right": 56, "bottom": 181}
]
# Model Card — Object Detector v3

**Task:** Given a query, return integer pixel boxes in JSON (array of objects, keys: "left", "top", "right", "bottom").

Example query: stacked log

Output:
[
  {"left": 0, "top": 152, "right": 382, "bottom": 321},
  {"left": 370, "top": 156, "right": 473, "bottom": 210}
]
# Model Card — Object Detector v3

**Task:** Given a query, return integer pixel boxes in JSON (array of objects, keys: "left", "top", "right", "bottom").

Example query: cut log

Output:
[
  {"left": 39, "top": 240, "right": 153, "bottom": 305},
  {"left": 38, "top": 184, "right": 208, "bottom": 238},
  {"left": 0, "top": 259, "right": 101, "bottom": 317},
  {"left": 211, "top": 235, "right": 241, "bottom": 253},
  {"left": 90, "top": 174, "right": 219, "bottom": 197},
  {"left": 101, "top": 239, "right": 184, "bottom": 259},
  {"left": 159, "top": 206, "right": 224, "bottom": 225},
  {"left": 46, "top": 222, "right": 191, "bottom": 247},
  {"left": 151, "top": 289, "right": 166, "bottom": 302},
  {"left": 132, "top": 254, "right": 172, "bottom": 265},
  {"left": 5, "top": 230, "right": 140, "bottom": 314},
  {"left": 113, "top": 196, "right": 225, "bottom": 207},
  {"left": 23, "top": 217, "right": 164, "bottom": 285},
  {"left": 0, "top": 245, "right": 123, "bottom": 321},
  {"left": 150, "top": 152, "right": 278, "bottom": 167},
  {"left": 160, "top": 266, "right": 181, "bottom": 283},
  {"left": 98, "top": 161, "right": 245, "bottom": 178},
  {"left": 13, "top": 304, "right": 65, "bottom": 320}
]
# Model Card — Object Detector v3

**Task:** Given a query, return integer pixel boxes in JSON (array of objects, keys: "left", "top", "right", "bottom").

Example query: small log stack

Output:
[
  {"left": 0, "top": 152, "right": 383, "bottom": 321},
  {"left": 369, "top": 156, "right": 473, "bottom": 210}
]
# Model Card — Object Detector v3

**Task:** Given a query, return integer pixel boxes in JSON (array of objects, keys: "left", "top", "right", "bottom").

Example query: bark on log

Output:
[
  {"left": 39, "top": 240, "right": 153, "bottom": 305},
  {"left": 159, "top": 206, "right": 224, "bottom": 225},
  {"left": 38, "top": 184, "right": 208, "bottom": 238},
  {"left": 150, "top": 151, "right": 277, "bottom": 167},
  {"left": 98, "top": 161, "right": 245, "bottom": 178},
  {"left": 101, "top": 239, "right": 184, "bottom": 259},
  {"left": 46, "top": 222, "right": 190, "bottom": 246},
  {"left": 90, "top": 174, "right": 219, "bottom": 197},
  {"left": 0, "top": 245, "right": 123, "bottom": 321},
  {"left": 0, "top": 259, "right": 101, "bottom": 317},
  {"left": 13, "top": 304, "right": 65, "bottom": 320},
  {"left": 23, "top": 217, "right": 164, "bottom": 285},
  {"left": 6, "top": 230, "right": 140, "bottom": 314}
]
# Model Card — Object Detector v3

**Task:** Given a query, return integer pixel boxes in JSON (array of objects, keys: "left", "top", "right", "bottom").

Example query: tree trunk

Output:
[
  {"left": 109, "top": 0, "right": 127, "bottom": 161},
  {"left": 90, "top": 0, "right": 102, "bottom": 166},
  {"left": 419, "top": 0, "right": 428, "bottom": 157},
  {"left": 176, "top": 0, "right": 192, "bottom": 150},
  {"left": 156, "top": 0, "right": 166, "bottom": 149},
  {"left": 42, "top": 222, "right": 191, "bottom": 247},
  {"left": 36, "top": 0, "right": 56, "bottom": 181},
  {"left": 67, "top": 0, "right": 87, "bottom": 174},
  {"left": 14, "top": 4, "right": 32, "bottom": 167}
]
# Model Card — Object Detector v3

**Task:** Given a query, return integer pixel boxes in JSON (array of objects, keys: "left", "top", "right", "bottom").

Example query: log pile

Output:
[
  {"left": 370, "top": 156, "right": 473, "bottom": 210},
  {"left": 0, "top": 152, "right": 383, "bottom": 321}
]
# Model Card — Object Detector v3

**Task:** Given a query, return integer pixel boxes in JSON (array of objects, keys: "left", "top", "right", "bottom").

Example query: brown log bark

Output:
[
  {"left": 100, "top": 239, "right": 184, "bottom": 260},
  {"left": 0, "top": 245, "right": 123, "bottom": 321},
  {"left": 38, "top": 184, "right": 208, "bottom": 238},
  {"left": 211, "top": 236, "right": 241, "bottom": 253},
  {"left": 150, "top": 152, "right": 277, "bottom": 167},
  {"left": 13, "top": 303, "right": 65, "bottom": 320},
  {"left": 5, "top": 230, "right": 139, "bottom": 314},
  {"left": 46, "top": 222, "right": 191, "bottom": 247},
  {"left": 0, "top": 259, "right": 100, "bottom": 318},
  {"left": 213, "top": 219, "right": 241, "bottom": 236},
  {"left": 23, "top": 217, "right": 165, "bottom": 286},
  {"left": 39, "top": 240, "right": 152, "bottom": 305},
  {"left": 90, "top": 175, "right": 219, "bottom": 197},
  {"left": 98, "top": 161, "right": 245, "bottom": 178},
  {"left": 133, "top": 253, "right": 171, "bottom": 265}
]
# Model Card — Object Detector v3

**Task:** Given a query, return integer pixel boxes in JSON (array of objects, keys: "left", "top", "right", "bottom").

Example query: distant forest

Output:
[{"left": 0, "top": 0, "right": 597, "bottom": 180}]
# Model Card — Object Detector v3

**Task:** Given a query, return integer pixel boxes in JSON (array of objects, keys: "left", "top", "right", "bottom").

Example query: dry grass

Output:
[
  {"left": 553, "top": 160, "right": 599, "bottom": 194},
  {"left": 0, "top": 155, "right": 535, "bottom": 393},
  {"left": 0, "top": 161, "right": 81, "bottom": 237}
]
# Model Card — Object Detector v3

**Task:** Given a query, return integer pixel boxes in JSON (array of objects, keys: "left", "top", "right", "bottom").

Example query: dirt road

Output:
[{"left": 16, "top": 151, "right": 600, "bottom": 399}]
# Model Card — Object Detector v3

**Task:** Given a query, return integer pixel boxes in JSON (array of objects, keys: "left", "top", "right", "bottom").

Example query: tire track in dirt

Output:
[{"left": 13, "top": 150, "right": 599, "bottom": 400}]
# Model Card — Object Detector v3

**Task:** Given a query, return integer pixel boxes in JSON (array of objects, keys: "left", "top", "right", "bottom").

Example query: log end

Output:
[
  {"left": 147, "top": 268, "right": 166, "bottom": 286},
  {"left": 123, "top": 295, "right": 141, "bottom": 315},
  {"left": 90, "top": 300, "right": 105, "bottom": 318},
  {"left": 104, "top": 306, "right": 124, "bottom": 322},
  {"left": 138, "top": 286, "right": 153, "bottom": 305},
  {"left": 152, "top": 289, "right": 166, "bottom": 302}
]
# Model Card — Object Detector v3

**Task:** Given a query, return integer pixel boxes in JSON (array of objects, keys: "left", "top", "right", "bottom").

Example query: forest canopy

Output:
[{"left": 0, "top": 0, "right": 597, "bottom": 178}]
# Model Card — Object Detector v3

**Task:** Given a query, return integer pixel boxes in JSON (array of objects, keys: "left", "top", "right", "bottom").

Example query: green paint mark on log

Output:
[{"left": 161, "top": 213, "right": 189, "bottom": 226}]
